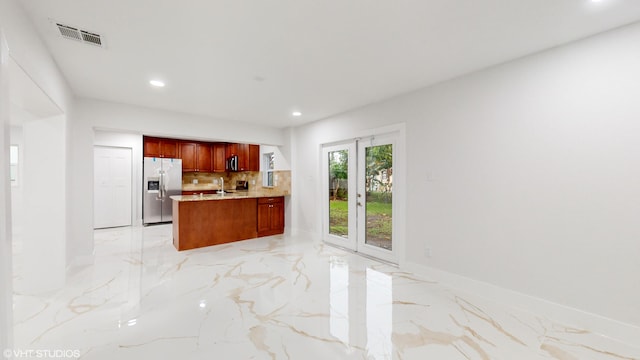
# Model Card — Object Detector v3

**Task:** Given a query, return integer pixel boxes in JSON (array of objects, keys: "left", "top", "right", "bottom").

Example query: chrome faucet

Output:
[{"left": 219, "top": 177, "right": 224, "bottom": 194}]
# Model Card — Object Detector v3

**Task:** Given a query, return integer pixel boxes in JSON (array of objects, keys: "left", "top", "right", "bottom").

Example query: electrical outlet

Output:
[{"left": 424, "top": 247, "right": 432, "bottom": 258}]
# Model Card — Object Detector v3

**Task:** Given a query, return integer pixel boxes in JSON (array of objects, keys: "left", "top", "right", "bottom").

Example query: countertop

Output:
[
  {"left": 171, "top": 190, "right": 289, "bottom": 202},
  {"left": 181, "top": 183, "right": 219, "bottom": 192}
]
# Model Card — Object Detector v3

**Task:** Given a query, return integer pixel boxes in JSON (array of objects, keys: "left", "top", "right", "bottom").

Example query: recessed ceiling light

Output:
[
  {"left": 149, "top": 80, "right": 165, "bottom": 87},
  {"left": 292, "top": 111, "right": 302, "bottom": 117}
]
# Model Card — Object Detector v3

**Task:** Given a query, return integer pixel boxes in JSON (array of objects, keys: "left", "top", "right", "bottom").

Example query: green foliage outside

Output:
[
  {"left": 328, "top": 144, "right": 393, "bottom": 247},
  {"left": 329, "top": 196, "right": 392, "bottom": 243}
]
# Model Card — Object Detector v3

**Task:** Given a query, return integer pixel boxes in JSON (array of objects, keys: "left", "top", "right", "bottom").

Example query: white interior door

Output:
[
  {"left": 94, "top": 146, "right": 132, "bottom": 229},
  {"left": 323, "top": 133, "right": 398, "bottom": 263}
]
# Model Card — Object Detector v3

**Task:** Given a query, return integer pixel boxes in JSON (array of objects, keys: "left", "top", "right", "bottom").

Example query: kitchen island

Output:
[{"left": 171, "top": 191, "right": 287, "bottom": 251}]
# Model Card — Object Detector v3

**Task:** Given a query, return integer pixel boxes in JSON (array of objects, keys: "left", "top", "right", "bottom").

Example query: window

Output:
[
  {"left": 10, "top": 145, "right": 18, "bottom": 186},
  {"left": 263, "top": 152, "right": 275, "bottom": 187}
]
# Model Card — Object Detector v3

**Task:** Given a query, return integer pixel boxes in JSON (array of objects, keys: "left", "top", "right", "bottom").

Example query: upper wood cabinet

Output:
[
  {"left": 226, "top": 143, "right": 238, "bottom": 158},
  {"left": 212, "top": 143, "right": 227, "bottom": 172},
  {"left": 248, "top": 144, "right": 260, "bottom": 171},
  {"left": 144, "top": 136, "right": 259, "bottom": 173},
  {"left": 197, "top": 143, "right": 212, "bottom": 172},
  {"left": 180, "top": 142, "right": 212, "bottom": 172},
  {"left": 143, "top": 136, "right": 178, "bottom": 158},
  {"left": 237, "top": 143, "right": 249, "bottom": 171},
  {"left": 227, "top": 143, "right": 259, "bottom": 171}
]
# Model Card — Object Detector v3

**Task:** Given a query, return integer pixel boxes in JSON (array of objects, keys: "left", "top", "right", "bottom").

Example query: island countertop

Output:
[{"left": 171, "top": 190, "right": 289, "bottom": 202}]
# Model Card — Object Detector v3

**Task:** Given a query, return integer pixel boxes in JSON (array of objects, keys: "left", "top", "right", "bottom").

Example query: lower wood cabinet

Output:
[
  {"left": 257, "top": 197, "right": 284, "bottom": 237},
  {"left": 173, "top": 198, "right": 257, "bottom": 250}
]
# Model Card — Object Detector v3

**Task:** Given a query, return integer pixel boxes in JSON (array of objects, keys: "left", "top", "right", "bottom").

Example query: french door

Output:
[{"left": 322, "top": 133, "right": 397, "bottom": 263}]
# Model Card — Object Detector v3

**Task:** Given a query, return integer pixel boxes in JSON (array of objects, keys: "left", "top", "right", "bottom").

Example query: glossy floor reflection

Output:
[{"left": 12, "top": 225, "right": 640, "bottom": 359}]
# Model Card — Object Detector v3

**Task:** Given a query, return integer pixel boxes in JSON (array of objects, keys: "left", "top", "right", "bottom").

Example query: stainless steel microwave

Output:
[{"left": 227, "top": 155, "right": 238, "bottom": 171}]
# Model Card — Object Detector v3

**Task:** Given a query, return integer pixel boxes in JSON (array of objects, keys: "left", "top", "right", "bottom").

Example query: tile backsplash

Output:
[{"left": 182, "top": 171, "right": 291, "bottom": 194}]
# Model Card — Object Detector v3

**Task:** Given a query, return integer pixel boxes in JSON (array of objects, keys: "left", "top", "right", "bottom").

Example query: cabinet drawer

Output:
[{"left": 258, "top": 197, "right": 284, "bottom": 204}]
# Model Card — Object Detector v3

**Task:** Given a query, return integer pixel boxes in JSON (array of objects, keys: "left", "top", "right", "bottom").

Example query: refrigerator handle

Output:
[{"left": 159, "top": 171, "right": 165, "bottom": 200}]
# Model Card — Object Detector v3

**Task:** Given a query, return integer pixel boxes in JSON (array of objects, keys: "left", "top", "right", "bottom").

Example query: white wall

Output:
[
  {"left": 0, "top": 0, "right": 73, "bottom": 113},
  {"left": 20, "top": 116, "right": 67, "bottom": 293},
  {"left": 0, "top": 1, "right": 73, "bottom": 348},
  {"left": 9, "top": 124, "right": 24, "bottom": 237},
  {"left": 260, "top": 145, "right": 291, "bottom": 171},
  {"left": 291, "top": 22, "right": 640, "bottom": 329},
  {"left": 0, "top": 28, "right": 13, "bottom": 356}
]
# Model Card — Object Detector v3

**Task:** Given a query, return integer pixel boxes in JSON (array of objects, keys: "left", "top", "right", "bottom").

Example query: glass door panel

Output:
[
  {"left": 323, "top": 142, "right": 357, "bottom": 250},
  {"left": 329, "top": 149, "right": 349, "bottom": 238},
  {"left": 358, "top": 135, "right": 396, "bottom": 263}
]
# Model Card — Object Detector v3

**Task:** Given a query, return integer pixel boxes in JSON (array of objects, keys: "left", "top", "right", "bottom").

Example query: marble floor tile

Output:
[{"left": 10, "top": 225, "right": 640, "bottom": 359}]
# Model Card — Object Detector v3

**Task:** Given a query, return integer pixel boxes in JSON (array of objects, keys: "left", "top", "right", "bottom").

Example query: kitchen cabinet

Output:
[
  {"left": 257, "top": 197, "right": 284, "bottom": 237},
  {"left": 212, "top": 143, "right": 226, "bottom": 172},
  {"left": 226, "top": 143, "right": 259, "bottom": 171},
  {"left": 226, "top": 143, "right": 247, "bottom": 171},
  {"left": 248, "top": 144, "right": 260, "bottom": 171},
  {"left": 173, "top": 198, "right": 258, "bottom": 250},
  {"left": 180, "top": 142, "right": 212, "bottom": 172},
  {"left": 143, "top": 136, "right": 178, "bottom": 158}
]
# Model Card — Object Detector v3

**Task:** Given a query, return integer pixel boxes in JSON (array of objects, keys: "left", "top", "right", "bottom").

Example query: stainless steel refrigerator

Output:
[{"left": 143, "top": 157, "right": 182, "bottom": 224}]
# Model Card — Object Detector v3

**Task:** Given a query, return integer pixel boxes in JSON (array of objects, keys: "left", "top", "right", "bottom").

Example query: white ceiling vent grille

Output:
[
  {"left": 80, "top": 30, "right": 102, "bottom": 46},
  {"left": 55, "top": 22, "right": 105, "bottom": 48}
]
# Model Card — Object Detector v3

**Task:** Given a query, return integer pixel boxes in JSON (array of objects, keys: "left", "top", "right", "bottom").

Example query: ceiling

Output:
[{"left": 19, "top": 0, "right": 640, "bottom": 128}]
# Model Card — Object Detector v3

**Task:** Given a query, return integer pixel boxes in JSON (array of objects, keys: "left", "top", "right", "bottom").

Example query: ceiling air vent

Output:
[
  {"left": 80, "top": 30, "right": 102, "bottom": 46},
  {"left": 55, "top": 22, "right": 105, "bottom": 48},
  {"left": 56, "top": 23, "right": 81, "bottom": 41}
]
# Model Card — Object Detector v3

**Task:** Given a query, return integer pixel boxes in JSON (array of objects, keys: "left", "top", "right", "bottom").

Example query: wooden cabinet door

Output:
[
  {"left": 226, "top": 143, "right": 238, "bottom": 157},
  {"left": 144, "top": 137, "right": 178, "bottom": 158},
  {"left": 237, "top": 143, "right": 249, "bottom": 171},
  {"left": 212, "top": 143, "right": 226, "bottom": 172},
  {"left": 197, "top": 143, "right": 212, "bottom": 172},
  {"left": 248, "top": 144, "right": 260, "bottom": 171},
  {"left": 180, "top": 142, "right": 197, "bottom": 171},
  {"left": 257, "top": 197, "right": 284, "bottom": 237},
  {"left": 143, "top": 137, "right": 161, "bottom": 157},
  {"left": 271, "top": 200, "right": 284, "bottom": 232},
  {"left": 161, "top": 139, "right": 178, "bottom": 158},
  {"left": 257, "top": 202, "right": 271, "bottom": 234}
]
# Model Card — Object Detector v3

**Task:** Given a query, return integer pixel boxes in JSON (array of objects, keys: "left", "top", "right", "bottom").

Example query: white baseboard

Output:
[{"left": 402, "top": 261, "right": 640, "bottom": 346}]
